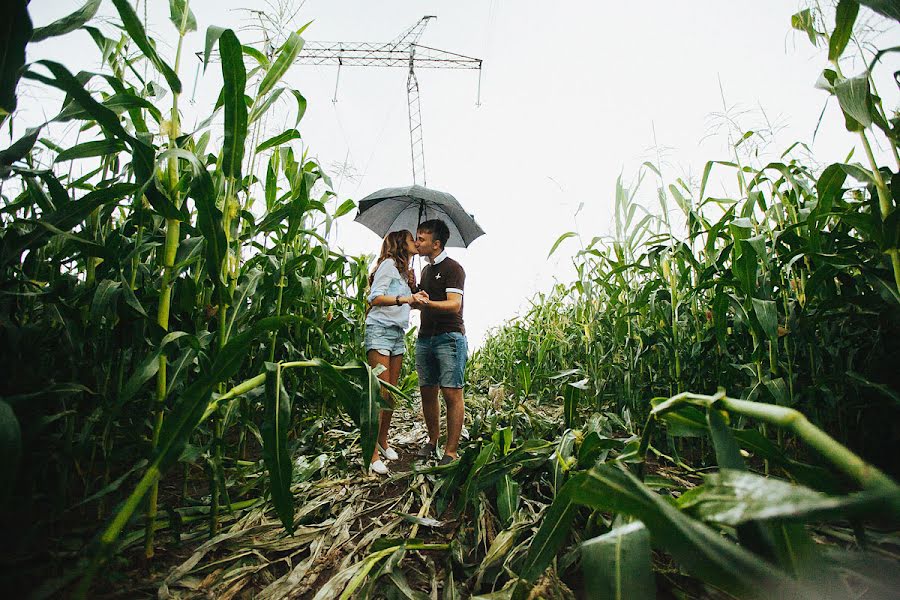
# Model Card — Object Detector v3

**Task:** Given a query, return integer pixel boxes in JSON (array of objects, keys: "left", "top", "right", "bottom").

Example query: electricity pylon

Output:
[{"left": 294, "top": 16, "right": 482, "bottom": 186}]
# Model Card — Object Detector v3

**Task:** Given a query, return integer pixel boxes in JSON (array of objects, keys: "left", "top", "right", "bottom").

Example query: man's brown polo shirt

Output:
[{"left": 419, "top": 251, "right": 465, "bottom": 336}]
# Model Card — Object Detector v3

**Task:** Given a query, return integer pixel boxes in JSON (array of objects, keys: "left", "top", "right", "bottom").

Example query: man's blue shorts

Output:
[
  {"left": 415, "top": 332, "right": 468, "bottom": 388},
  {"left": 365, "top": 323, "right": 406, "bottom": 356}
]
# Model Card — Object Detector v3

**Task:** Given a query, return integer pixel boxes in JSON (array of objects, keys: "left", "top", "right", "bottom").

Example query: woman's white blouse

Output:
[{"left": 366, "top": 259, "right": 412, "bottom": 328}]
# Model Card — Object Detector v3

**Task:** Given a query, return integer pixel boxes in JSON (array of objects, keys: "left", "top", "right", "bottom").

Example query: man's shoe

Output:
[
  {"left": 416, "top": 442, "right": 437, "bottom": 459},
  {"left": 378, "top": 444, "right": 399, "bottom": 461},
  {"left": 438, "top": 454, "right": 456, "bottom": 466},
  {"left": 369, "top": 459, "right": 389, "bottom": 475}
]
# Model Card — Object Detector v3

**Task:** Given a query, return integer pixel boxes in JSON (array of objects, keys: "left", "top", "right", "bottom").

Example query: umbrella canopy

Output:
[{"left": 355, "top": 185, "right": 485, "bottom": 248}]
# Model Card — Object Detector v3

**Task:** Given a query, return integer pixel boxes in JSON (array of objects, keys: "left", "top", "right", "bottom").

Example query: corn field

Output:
[{"left": 1, "top": 1, "right": 899, "bottom": 599}]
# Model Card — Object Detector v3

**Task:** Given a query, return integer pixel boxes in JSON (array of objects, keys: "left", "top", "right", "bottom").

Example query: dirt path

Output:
[{"left": 108, "top": 405, "right": 461, "bottom": 600}]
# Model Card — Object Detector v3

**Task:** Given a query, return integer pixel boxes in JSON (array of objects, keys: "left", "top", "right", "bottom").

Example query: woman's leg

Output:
[
  {"left": 377, "top": 354, "right": 403, "bottom": 448},
  {"left": 367, "top": 349, "right": 391, "bottom": 463}
]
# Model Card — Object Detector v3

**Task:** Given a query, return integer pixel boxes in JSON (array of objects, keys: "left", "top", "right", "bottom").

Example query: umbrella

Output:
[{"left": 355, "top": 185, "right": 485, "bottom": 248}]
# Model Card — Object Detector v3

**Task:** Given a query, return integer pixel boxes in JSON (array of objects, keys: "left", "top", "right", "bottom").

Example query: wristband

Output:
[{"left": 396, "top": 295, "right": 401, "bottom": 306}]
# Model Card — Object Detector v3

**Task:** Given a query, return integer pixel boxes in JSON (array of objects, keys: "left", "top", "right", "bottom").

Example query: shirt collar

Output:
[{"left": 427, "top": 250, "right": 448, "bottom": 265}]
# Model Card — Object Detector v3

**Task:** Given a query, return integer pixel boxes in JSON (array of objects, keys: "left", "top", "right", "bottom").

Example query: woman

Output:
[{"left": 365, "top": 230, "right": 428, "bottom": 475}]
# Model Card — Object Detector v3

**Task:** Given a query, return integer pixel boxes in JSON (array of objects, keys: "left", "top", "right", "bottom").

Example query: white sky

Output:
[{"left": 21, "top": 1, "right": 900, "bottom": 348}]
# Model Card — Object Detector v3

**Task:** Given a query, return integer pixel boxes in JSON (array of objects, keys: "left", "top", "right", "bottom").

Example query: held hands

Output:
[{"left": 409, "top": 290, "right": 430, "bottom": 309}]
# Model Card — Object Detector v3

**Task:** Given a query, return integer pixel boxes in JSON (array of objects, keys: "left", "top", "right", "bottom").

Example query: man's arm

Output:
[{"left": 413, "top": 292, "right": 461, "bottom": 313}]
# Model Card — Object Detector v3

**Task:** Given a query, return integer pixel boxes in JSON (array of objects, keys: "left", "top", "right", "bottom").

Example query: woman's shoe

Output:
[
  {"left": 378, "top": 444, "right": 399, "bottom": 461},
  {"left": 369, "top": 459, "right": 389, "bottom": 475}
]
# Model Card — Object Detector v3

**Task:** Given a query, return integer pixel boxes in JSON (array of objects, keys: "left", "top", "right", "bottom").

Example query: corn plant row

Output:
[
  {"left": 0, "top": 1, "right": 392, "bottom": 595},
  {"left": 471, "top": 2, "right": 900, "bottom": 476}
]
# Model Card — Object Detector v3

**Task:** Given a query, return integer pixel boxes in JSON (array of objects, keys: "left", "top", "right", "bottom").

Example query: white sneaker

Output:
[
  {"left": 369, "top": 459, "right": 389, "bottom": 475},
  {"left": 378, "top": 444, "right": 399, "bottom": 461}
]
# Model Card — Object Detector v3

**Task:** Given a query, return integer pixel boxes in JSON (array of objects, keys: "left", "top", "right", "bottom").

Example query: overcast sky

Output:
[{"left": 22, "top": 1, "right": 900, "bottom": 348}]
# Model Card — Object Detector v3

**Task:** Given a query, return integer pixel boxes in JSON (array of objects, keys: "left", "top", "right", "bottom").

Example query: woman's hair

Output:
[{"left": 368, "top": 230, "right": 415, "bottom": 287}]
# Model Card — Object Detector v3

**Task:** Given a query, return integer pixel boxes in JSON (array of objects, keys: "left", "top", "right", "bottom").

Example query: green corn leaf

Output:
[
  {"left": 262, "top": 362, "right": 294, "bottom": 532},
  {"left": 496, "top": 475, "right": 519, "bottom": 527},
  {"left": 751, "top": 297, "right": 778, "bottom": 340},
  {"left": 0, "top": 127, "right": 40, "bottom": 174},
  {"left": 203, "top": 26, "right": 227, "bottom": 70},
  {"left": 548, "top": 464, "right": 807, "bottom": 597},
  {"left": 813, "top": 163, "right": 846, "bottom": 224},
  {"left": 242, "top": 45, "right": 269, "bottom": 68},
  {"left": 90, "top": 279, "right": 121, "bottom": 323},
  {"left": 563, "top": 382, "right": 579, "bottom": 429},
  {"left": 23, "top": 61, "right": 160, "bottom": 209},
  {"left": 189, "top": 169, "right": 230, "bottom": 304},
  {"left": 0, "top": 0, "right": 32, "bottom": 117},
  {"left": 859, "top": 0, "right": 900, "bottom": 21},
  {"left": 291, "top": 89, "right": 308, "bottom": 124},
  {"left": 89, "top": 315, "right": 304, "bottom": 579},
  {"left": 462, "top": 442, "right": 496, "bottom": 510},
  {"left": 334, "top": 198, "right": 356, "bottom": 218},
  {"left": 257, "top": 26, "right": 309, "bottom": 98},
  {"left": 791, "top": 9, "right": 818, "bottom": 46},
  {"left": 707, "top": 408, "right": 745, "bottom": 470},
  {"left": 581, "top": 522, "right": 654, "bottom": 600},
  {"left": 732, "top": 239, "right": 758, "bottom": 294},
  {"left": 256, "top": 128, "right": 300, "bottom": 153},
  {"left": 110, "top": 0, "right": 181, "bottom": 94},
  {"left": 834, "top": 75, "right": 873, "bottom": 131},
  {"left": 119, "top": 350, "right": 161, "bottom": 406},
  {"left": 518, "top": 481, "right": 579, "bottom": 582},
  {"left": 248, "top": 87, "right": 284, "bottom": 124},
  {"left": 0, "top": 182, "right": 137, "bottom": 268},
  {"left": 32, "top": 0, "right": 101, "bottom": 42},
  {"left": 829, "top": 0, "right": 860, "bottom": 61},
  {"left": 55, "top": 138, "right": 127, "bottom": 162},
  {"left": 220, "top": 29, "right": 247, "bottom": 180},
  {"left": 56, "top": 91, "right": 164, "bottom": 124},
  {"left": 550, "top": 429, "right": 577, "bottom": 494},
  {"left": 168, "top": 0, "right": 197, "bottom": 33},
  {"left": 680, "top": 469, "right": 898, "bottom": 526}
]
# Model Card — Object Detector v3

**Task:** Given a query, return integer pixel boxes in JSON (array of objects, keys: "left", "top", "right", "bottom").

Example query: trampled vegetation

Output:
[{"left": 1, "top": 1, "right": 899, "bottom": 599}]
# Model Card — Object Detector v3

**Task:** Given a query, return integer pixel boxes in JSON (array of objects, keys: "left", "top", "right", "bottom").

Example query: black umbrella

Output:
[{"left": 355, "top": 185, "right": 485, "bottom": 248}]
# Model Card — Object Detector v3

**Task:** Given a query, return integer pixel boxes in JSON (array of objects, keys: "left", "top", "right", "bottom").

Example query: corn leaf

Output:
[
  {"left": 258, "top": 26, "right": 309, "bottom": 98},
  {"left": 581, "top": 522, "right": 654, "bottom": 600},
  {"left": 168, "top": 0, "right": 197, "bottom": 33},
  {"left": 55, "top": 139, "right": 126, "bottom": 162},
  {"left": 834, "top": 75, "right": 873, "bottom": 131},
  {"left": 256, "top": 129, "right": 300, "bottom": 153},
  {"left": 829, "top": 0, "right": 859, "bottom": 61},
  {"left": 0, "top": 0, "right": 32, "bottom": 116},
  {"left": 262, "top": 362, "right": 294, "bottom": 532},
  {"left": 190, "top": 168, "right": 230, "bottom": 304},
  {"left": 32, "top": 0, "right": 101, "bottom": 42},
  {"left": 220, "top": 29, "right": 247, "bottom": 180},
  {"left": 110, "top": 0, "right": 181, "bottom": 94}
]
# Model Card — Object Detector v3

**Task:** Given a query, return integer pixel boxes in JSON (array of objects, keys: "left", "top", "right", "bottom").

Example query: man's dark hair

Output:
[{"left": 418, "top": 219, "right": 450, "bottom": 250}]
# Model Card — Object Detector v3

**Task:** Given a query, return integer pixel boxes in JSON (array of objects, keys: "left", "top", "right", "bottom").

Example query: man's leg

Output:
[
  {"left": 420, "top": 385, "right": 441, "bottom": 446},
  {"left": 442, "top": 387, "right": 464, "bottom": 458}
]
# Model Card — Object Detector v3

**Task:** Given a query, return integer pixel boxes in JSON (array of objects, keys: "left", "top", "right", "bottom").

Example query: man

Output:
[{"left": 411, "top": 219, "right": 467, "bottom": 465}]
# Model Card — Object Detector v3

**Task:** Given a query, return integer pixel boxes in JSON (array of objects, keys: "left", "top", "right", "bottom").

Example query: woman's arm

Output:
[
  {"left": 368, "top": 260, "right": 423, "bottom": 306},
  {"left": 370, "top": 293, "right": 417, "bottom": 306}
]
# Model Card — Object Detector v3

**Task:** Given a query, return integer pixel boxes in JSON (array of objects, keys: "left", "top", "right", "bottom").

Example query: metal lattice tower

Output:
[{"left": 293, "top": 16, "right": 482, "bottom": 186}]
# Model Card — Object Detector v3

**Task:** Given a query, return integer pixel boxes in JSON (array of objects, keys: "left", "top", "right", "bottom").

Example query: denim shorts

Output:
[
  {"left": 416, "top": 332, "right": 468, "bottom": 388},
  {"left": 365, "top": 323, "right": 406, "bottom": 356}
]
